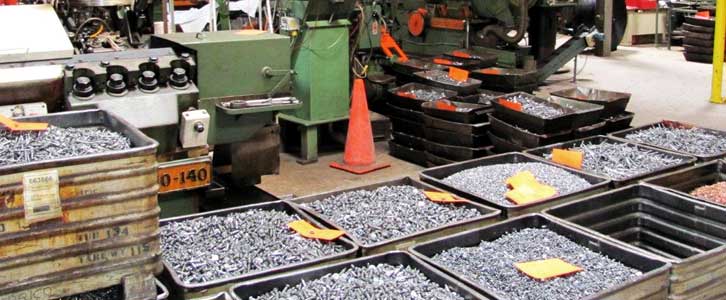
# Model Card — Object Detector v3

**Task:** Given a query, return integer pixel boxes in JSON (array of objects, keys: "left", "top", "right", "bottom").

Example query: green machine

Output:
[{"left": 277, "top": 0, "right": 355, "bottom": 164}]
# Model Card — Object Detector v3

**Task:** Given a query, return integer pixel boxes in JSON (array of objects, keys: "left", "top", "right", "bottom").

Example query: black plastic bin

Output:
[
  {"left": 421, "top": 100, "right": 492, "bottom": 124},
  {"left": 544, "top": 184, "right": 726, "bottom": 300},
  {"left": 489, "top": 114, "right": 572, "bottom": 149},
  {"left": 551, "top": 87, "right": 631, "bottom": 118},
  {"left": 443, "top": 51, "right": 498, "bottom": 69},
  {"left": 426, "top": 151, "right": 458, "bottom": 166},
  {"left": 471, "top": 67, "right": 537, "bottom": 92},
  {"left": 392, "top": 131, "right": 426, "bottom": 150},
  {"left": 388, "top": 82, "right": 457, "bottom": 111},
  {"left": 573, "top": 121, "right": 607, "bottom": 139},
  {"left": 492, "top": 92, "right": 577, "bottom": 134},
  {"left": 386, "top": 102, "right": 424, "bottom": 123},
  {"left": 547, "top": 95, "right": 604, "bottom": 127},
  {"left": 410, "top": 214, "right": 671, "bottom": 300},
  {"left": 610, "top": 120, "right": 726, "bottom": 161},
  {"left": 425, "top": 126, "right": 490, "bottom": 148},
  {"left": 451, "top": 89, "right": 504, "bottom": 104},
  {"left": 423, "top": 114, "right": 490, "bottom": 135},
  {"left": 487, "top": 131, "right": 527, "bottom": 153},
  {"left": 229, "top": 251, "right": 490, "bottom": 300},
  {"left": 414, "top": 70, "right": 482, "bottom": 95},
  {"left": 390, "top": 116, "right": 425, "bottom": 138},
  {"left": 389, "top": 140, "right": 427, "bottom": 166},
  {"left": 644, "top": 160, "right": 726, "bottom": 206},
  {"left": 604, "top": 111, "right": 635, "bottom": 133},
  {"left": 419, "top": 153, "right": 610, "bottom": 218},
  {"left": 424, "top": 139, "right": 494, "bottom": 161}
]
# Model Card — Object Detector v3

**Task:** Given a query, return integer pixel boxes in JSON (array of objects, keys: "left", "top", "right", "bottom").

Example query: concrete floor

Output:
[{"left": 258, "top": 44, "right": 726, "bottom": 198}]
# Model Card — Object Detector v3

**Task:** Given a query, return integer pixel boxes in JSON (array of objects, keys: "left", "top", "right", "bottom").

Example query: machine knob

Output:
[
  {"left": 72, "top": 76, "right": 94, "bottom": 99},
  {"left": 169, "top": 67, "right": 189, "bottom": 89},
  {"left": 194, "top": 122, "right": 205, "bottom": 133},
  {"left": 138, "top": 70, "right": 159, "bottom": 92},
  {"left": 106, "top": 73, "right": 127, "bottom": 96}
]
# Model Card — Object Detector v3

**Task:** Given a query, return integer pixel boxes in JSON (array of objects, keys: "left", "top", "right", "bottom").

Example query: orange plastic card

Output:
[
  {"left": 499, "top": 99, "right": 523, "bottom": 112},
  {"left": 515, "top": 258, "right": 583, "bottom": 281},
  {"left": 433, "top": 58, "right": 454, "bottom": 65},
  {"left": 0, "top": 115, "right": 48, "bottom": 131},
  {"left": 449, "top": 67, "right": 469, "bottom": 82},
  {"left": 451, "top": 50, "right": 472, "bottom": 59},
  {"left": 396, "top": 91, "right": 417, "bottom": 99},
  {"left": 551, "top": 148, "right": 584, "bottom": 169},
  {"left": 424, "top": 191, "right": 466, "bottom": 203},
  {"left": 434, "top": 100, "right": 458, "bottom": 111},
  {"left": 479, "top": 68, "right": 501, "bottom": 75},
  {"left": 288, "top": 220, "right": 344, "bottom": 241},
  {"left": 695, "top": 11, "right": 710, "bottom": 19},
  {"left": 506, "top": 183, "right": 558, "bottom": 205},
  {"left": 506, "top": 171, "right": 537, "bottom": 189}
]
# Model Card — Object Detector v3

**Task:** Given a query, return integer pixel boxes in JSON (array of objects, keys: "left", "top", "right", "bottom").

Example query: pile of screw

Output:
[
  {"left": 160, "top": 209, "right": 347, "bottom": 284},
  {"left": 545, "top": 141, "right": 686, "bottom": 180},
  {"left": 0, "top": 126, "right": 130, "bottom": 166},
  {"left": 442, "top": 163, "right": 592, "bottom": 205},
  {"left": 60, "top": 286, "right": 122, "bottom": 300},
  {"left": 421, "top": 71, "right": 471, "bottom": 86},
  {"left": 304, "top": 185, "right": 482, "bottom": 245},
  {"left": 691, "top": 182, "right": 726, "bottom": 204},
  {"left": 398, "top": 58, "right": 443, "bottom": 71},
  {"left": 248, "top": 263, "right": 466, "bottom": 300},
  {"left": 399, "top": 88, "right": 451, "bottom": 102},
  {"left": 432, "top": 228, "right": 642, "bottom": 300},
  {"left": 503, "top": 94, "right": 568, "bottom": 119},
  {"left": 624, "top": 125, "right": 726, "bottom": 156}
]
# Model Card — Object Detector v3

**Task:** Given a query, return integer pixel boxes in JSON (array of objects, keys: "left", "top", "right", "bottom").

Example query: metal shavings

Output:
[
  {"left": 304, "top": 185, "right": 482, "bottom": 245},
  {"left": 432, "top": 228, "right": 642, "bottom": 300},
  {"left": 504, "top": 94, "right": 568, "bottom": 119},
  {"left": 624, "top": 125, "right": 726, "bottom": 156},
  {"left": 691, "top": 182, "right": 726, "bottom": 204},
  {"left": 545, "top": 141, "right": 685, "bottom": 180},
  {"left": 0, "top": 125, "right": 130, "bottom": 166},
  {"left": 160, "top": 209, "right": 347, "bottom": 284},
  {"left": 249, "top": 263, "right": 466, "bottom": 300},
  {"left": 442, "top": 162, "right": 592, "bottom": 205}
]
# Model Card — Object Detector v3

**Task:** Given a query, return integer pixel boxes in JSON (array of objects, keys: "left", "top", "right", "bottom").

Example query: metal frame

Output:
[{"left": 712, "top": 0, "right": 726, "bottom": 103}]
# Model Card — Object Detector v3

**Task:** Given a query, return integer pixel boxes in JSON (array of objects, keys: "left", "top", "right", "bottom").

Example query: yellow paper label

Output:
[{"left": 22, "top": 170, "right": 62, "bottom": 224}]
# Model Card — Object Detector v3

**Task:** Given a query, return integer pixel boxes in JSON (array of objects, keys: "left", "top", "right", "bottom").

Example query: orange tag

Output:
[
  {"left": 506, "top": 183, "right": 558, "bottom": 205},
  {"left": 506, "top": 171, "right": 537, "bottom": 189},
  {"left": 424, "top": 191, "right": 466, "bottom": 203},
  {"left": 449, "top": 67, "right": 469, "bottom": 82},
  {"left": 288, "top": 220, "right": 345, "bottom": 241},
  {"left": 434, "top": 100, "right": 458, "bottom": 111},
  {"left": 551, "top": 148, "right": 584, "bottom": 170},
  {"left": 451, "top": 50, "right": 472, "bottom": 59},
  {"left": 515, "top": 258, "right": 583, "bottom": 281},
  {"left": 498, "top": 98, "right": 523, "bottom": 112},
  {"left": 0, "top": 115, "right": 48, "bottom": 132},
  {"left": 433, "top": 58, "right": 454, "bottom": 66},
  {"left": 479, "top": 68, "right": 501, "bottom": 75},
  {"left": 396, "top": 91, "right": 417, "bottom": 99},
  {"left": 696, "top": 11, "right": 710, "bottom": 19}
]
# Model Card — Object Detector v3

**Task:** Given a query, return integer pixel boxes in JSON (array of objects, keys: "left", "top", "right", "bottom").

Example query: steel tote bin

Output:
[
  {"left": 288, "top": 177, "right": 501, "bottom": 256},
  {"left": 544, "top": 184, "right": 726, "bottom": 300},
  {"left": 644, "top": 159, "right": 726, "bottom": 206}
]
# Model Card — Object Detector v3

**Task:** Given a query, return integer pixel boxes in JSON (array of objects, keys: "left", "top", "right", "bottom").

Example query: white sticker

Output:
[{"left": 23, "top": 170, "right": 62, "bottom": 224}]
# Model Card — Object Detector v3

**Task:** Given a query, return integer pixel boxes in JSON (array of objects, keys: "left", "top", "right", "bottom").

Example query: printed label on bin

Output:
[
  {"left": 551, "top": 148, "right": 584, "bottom": 169},
  {"left": 288, "top": 220, "right": 345, "bottom": 241},
  {"left": 22, "top": 170, "right": 62, "bottom": 224},
  {"left": 515, "top": 258, "right": 582, "bottom": 281},
  {"left": 424, "top": 191, "right": 466, "bottom": 203}
]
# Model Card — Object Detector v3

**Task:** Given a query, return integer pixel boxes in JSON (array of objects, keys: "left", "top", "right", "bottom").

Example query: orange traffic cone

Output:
[{"left": 330, "top": 79, "right": 391, "bottom": 174}]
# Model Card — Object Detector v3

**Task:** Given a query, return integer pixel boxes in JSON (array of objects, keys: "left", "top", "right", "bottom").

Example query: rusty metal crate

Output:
[
  {"left": 544, "top": 184, "right": 726, "bottom": 300},
  {"left": 410, "top": 214, "right": 671, "bottom": 300},
  {"left": 288, "top": 177, "right": 501, "bottom": 256},
  {"left": 159, "top": 200, "right": 359, "bottom": 300}
]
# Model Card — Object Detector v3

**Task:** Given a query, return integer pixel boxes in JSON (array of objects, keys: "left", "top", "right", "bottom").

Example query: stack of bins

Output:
[
  {"left": 681, "top": 16, "right": 719, "bottom": 63},
  {"left": 544, "top": 184, "right": 726, "bottom": 300},
  {"left": 550, "top": 87, "right": 634, "bottom": 133},
  {"left": 470, "top": 67, "right": 538, "bottom": 93},
  {"left": 489, "top": 92, "right": 576, "bottom": 153},
  {"left": 387, "top": 83, "right": 456, "bottom": 166},
  {"left": 547, "top": 95, "right": 606, "bottom": 139},
  {"left": 421, "top": 91, "right": 499, "bottom": 166},
  {"left": 0, "top": 110, "right": 161, "bottom": 300}
]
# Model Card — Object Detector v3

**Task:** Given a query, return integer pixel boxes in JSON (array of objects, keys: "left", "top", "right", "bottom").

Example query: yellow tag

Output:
[
  {"left": 506, "top": 183, "right": 558, "bottom": 205},
  {"left": 424, "top": 191, "right": 466, "bottom": 203},
  {"left": 22, "top": 170, "right": 62, "bottom": 224},
  {"left": 515, "top": 258, "right": 583, "bottom": 281},
  {"left": 551, "top": 148, "right": 584, "bottom": 170},
  {"left": 288, "top": 220, "right": 344, "bottom": 241},
  {"left": 506, "top": 171, "right": 537, "bottom": 189}
]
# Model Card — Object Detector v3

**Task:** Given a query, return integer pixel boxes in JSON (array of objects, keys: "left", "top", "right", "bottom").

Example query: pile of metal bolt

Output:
[
  {"left": 60, "top": 286, "right": 122, "bottom": 300},
  {"left": 503, "top": 94, "right": 567, "bottom": 119},
  {"left": 625, "top": 125, "right": 726, "bottom": 156},
  {"left": 442, "top": 163, "right": 592, "bottom": 205},
  {"left": 432, "top": 228, "right": 641, "bottom": 300},
  {"left": 424, "top": 73, "right": 470, "bottom": 86},
  {"left": 160, "top": 209, "right": 347, "bottom": 284},
  {"left": 0, "top": 126, "right": 131, "bottom": 166},
  {"left": 304, "top": 185, "right": 481, "bottom": 244},
  {"left": 248, "top": 263, "right": 466, "bottom": 300},
  {"left": 547, "top": 142, "right": 685, "bottom": 180},
  {"left": 691, "top": 182, "right": 726, "bottom": 204}
]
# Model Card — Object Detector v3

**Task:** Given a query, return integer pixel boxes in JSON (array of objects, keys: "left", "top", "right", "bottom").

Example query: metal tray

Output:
[
  {"left": 419, "top": 152, "right": 610, "bottom": 218},
  {"left": 425, "top": 126, "right": 490, "bottom": 148},
  {"left": 573, "top": 121, "right": 607, "bottom": 139},
  {"left": 158, "top": 201, "right": 359, "bottom": 300},
  {"left": 492, "top": 92, "right": 577, "bottom": 134},
  {"left": 610, "top": 120, "right": 726, "bottom": 161},
  {"left": 390, "top": 116, "right": 425, "bottom": 138},
  {"left": 685, "top": 16, "right": 715, "bottom": 27},
  {"left": 544, "top": 184, "right": 726, "bottom": 299},
  {"left": 488, "top": 131, "right": 527, "bottom": 153},
  {"left": 525, "top": 136, "right": 697, "bottom": 187},
  {"left": 392, "top": 131, "right": 426, "bottom": 150},
  {"left": 423, "top": 114, "right": 490, "bottom": 135},
  {"left": 604, "top": 111, "right": 634, "bottom": 133},
  {"left": 644, "top": 160, "right": 726, "bottom": 206},
  {"left": 0, "top": 109, "right": 158, "bottom": 175},
  {"left": 426, "top": 151, "right": 458, "bottom": 167},
  {"left": 414, "top": 70, "right": 483, "bottom": 95},
  {"left": 443, "top": 51, "right": 498, "bottom": 69},
  {"left": 287, "top": 177, "right": 500, "bottom": 256},
  {"left": 388, "top": 82, "right": 457, "bottom": 111},
  {"left": 424, "top": 139, "right": 494, "bottom": 161},
  {"left": 386, "top": 102, "right": 424, "bottom": 123},
  {"left": 547, "top": 95, "right": 604, "bottom": 127},
  {"left": 409, "top": 214, "right": 671, "bottom": 300},
  {"left": 489, "top": 114, "right": 572, "bottom": 149},
  {"left": 421, "top": 100, "right": 492, "bottom": 124},
  {"left": 551, "top": 87, "right": 631, "bottom": 118},
  {"left": 451, "top": 89, "right": 504, "bottom": 104},
  {"left": 229, "top": 251, "right": 490, "bottom": 300},
  {"left": 471, "top": 67, "right": 537, "bottom": 89},
  {"left": 389, "top": 140, "right": 427, "bottom": 166},
  {"left": 434, "top": 55, "right": 492, "bottom": 70},
  {"left": 155, "top": 279, "right": 169, "bottom": 300}
]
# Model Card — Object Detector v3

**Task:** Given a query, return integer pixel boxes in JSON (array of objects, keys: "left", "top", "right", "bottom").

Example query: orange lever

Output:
[{"left": 380, "top": 29, "right": 409, "bottom": 62}]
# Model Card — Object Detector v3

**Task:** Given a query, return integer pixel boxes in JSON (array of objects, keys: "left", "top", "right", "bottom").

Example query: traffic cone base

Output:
[{"left": 330, "top": 78, "right": 390, "bottom": 175}]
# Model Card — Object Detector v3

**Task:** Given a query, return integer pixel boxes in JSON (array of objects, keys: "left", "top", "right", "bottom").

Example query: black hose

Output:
[
  {"left": 574, "top": 0, "right": 627, "bottom": 50},
  {"left": 479, "top": 0, "right": 529, "bottom": 44},
  {"left": 74, "top": 17, "right": 111, "bottom": 41}
]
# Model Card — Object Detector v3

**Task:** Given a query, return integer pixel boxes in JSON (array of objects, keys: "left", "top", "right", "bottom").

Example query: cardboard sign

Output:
[
  {"left": 288, "top": 220, "right": 344, "bottom": 241},
  {"left": 515, "top": 258, "right": 583, "bottom": 281},
  {"left": 424, "top": 191, "right": 466, "bottom": 203},
  {"left": 449, "top": 67, "right": 469, "bottom": 82},
  {"left": 551, "top": 148, "right": 584, "bottom": 169}
]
